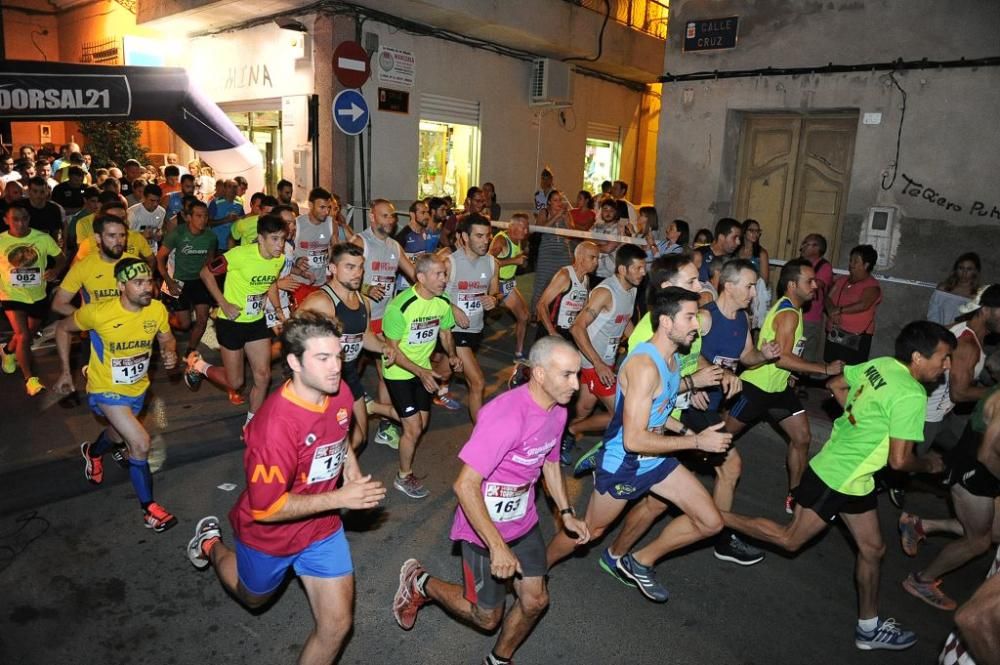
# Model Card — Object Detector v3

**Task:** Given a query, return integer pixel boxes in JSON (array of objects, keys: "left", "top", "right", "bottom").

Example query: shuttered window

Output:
[{"left": 419, "top": 93, "right": 481, "bottom": 126}]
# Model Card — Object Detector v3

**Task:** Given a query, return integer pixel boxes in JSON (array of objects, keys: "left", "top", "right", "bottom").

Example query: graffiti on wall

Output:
[{"left": 899, "top": 174, "right": 1000, "bottom": 220}]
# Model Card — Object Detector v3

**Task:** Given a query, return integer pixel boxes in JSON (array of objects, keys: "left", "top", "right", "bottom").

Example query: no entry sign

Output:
[{"left": 333, "top": 41, "right": 371, "bottom": 89}]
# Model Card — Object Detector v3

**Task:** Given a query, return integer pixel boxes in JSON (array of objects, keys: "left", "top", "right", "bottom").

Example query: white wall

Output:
[{"left": 348, "top": 21, "right": 644, "bottom": 214}]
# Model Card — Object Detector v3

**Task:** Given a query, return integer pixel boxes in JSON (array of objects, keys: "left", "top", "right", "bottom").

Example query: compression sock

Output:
[
  {"left": 128, "top": 459, "right": 154, "bottom": 507},
  {"left": 90, "top": 430, "right": 114, "bottom": 457}
]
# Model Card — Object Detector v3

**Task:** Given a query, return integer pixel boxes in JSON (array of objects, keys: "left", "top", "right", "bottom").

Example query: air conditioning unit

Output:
[{"left": 529, "top": 58, "right": 574, "bottom": 106}]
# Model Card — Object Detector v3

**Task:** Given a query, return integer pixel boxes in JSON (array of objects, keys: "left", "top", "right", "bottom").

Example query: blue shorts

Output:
[
  {"left": 88, "top": 392, "right": 146, "bottom": 418},
  {"left": 594, "top": 451, "right": 680, "bottom": 500},
  {"left": 236, "top": 528, "right": 353, "bottom": 596}
]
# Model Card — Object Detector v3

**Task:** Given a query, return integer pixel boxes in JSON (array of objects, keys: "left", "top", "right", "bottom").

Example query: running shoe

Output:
[
  {"left": 392, "top": 558, "right": 429, "bottom": 630},
  {"left": 143, "top": 502, "right": 178, "bottom": 532},
  {"left": 183, "top": 351, "right": 203, "bottom": 391},
  {"left": 784, "top": 493, "right": 796, "bottom": 515},
  {"left": 616, "top": 553, "right": 669, "bottom": 603},
  {"left": 573, "top": 441, "right": 603, "bottom": 476},
  {"left": 186, "top": 515, "right": 222, "bottom": 570},
  {"left": 110, "top": 443, "right": 130, "bottom": 469},
  {"left": 902, "top": 573, "right": 957, "bottom": 610},
  {"left": 25, "top": 376, "right": 45, "bottom": 397},
  {"left": 228, "top": 389, "right": 245, "bottom": 406},
  {"left": 433, "top": 393, "right": 462, "bottom": 411},
  {"left": 0, "top": 346, "right": 15, "bottom": 374},
  {"left": 898, "top": 512, "right": 925, "bottom": 557},
  {"left": 394, "top": 473, "right": 429, "bottom": 499},
  {"left": 559, "top": 431, "right": 576, "bottom": 466},
  {"left": 513, "top": 351, "right": 528, "bottom": 364},
  {"left": 854, "top": 617, "right": 917, "bottom": 651},
  {"left": 375, "top": 421, "right": 401, "bottom": 449},
  {"left": 364, "top": 393, "right": 376, "bottom": 415},
  {"left": 713, "top": 533, "right": 765, "bottom": 566},
  {"left": 888, "top": 487, "right": 906, "bottom": 510},
  {"left": 598, "top": 548, "right": 635, "bottom": 587},
  {"left": 80, "top": 441, "right": 103, "bottom": 485}
]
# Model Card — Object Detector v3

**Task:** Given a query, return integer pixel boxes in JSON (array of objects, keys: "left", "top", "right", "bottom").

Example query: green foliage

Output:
[{"left": 78, "top": 120, "right": 148, "bottom": 168}]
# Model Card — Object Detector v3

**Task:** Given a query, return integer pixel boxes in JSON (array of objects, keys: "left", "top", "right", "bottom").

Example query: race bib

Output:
[
  {"left": 307, "top": 249, "right": 329, "bottom": 269},
  {"left": 264, "top": 305, "right": 280, "bottom": 329},
  {"left": 603, "top": 336, "right": 621, "bottom": 364},
  {"left": 245, "top": 293, "right": 265, "bottom": 318},
  {"left": 484, "top": 482, "right": 529, "bottom": 523},
  {"left": 457, "top": 292, "right": 484, "bottom": 314},
  {"left": 373, "top": 274, "right": 395, "bottom": 300},
  {"left": 500, "top": 279, "right": 516, "bottom": 298},
  {"left": 10, "top": 268, "right": 41, "bottom": 287},
  {"left": 306, "top": 440, "right": 347, "bottom": 484},
  {"left": 556, "top": 291, "right": 586, "bottom": 329},
  {"left": 341, "top": 332, "right": 364, "bottom": 362},
  {"left": 792, "top": 337, "right": 806, "bottom": 357},
  {"left": 713, "top": 355, "right": 739, "bottom": 371},
  {"left": 111, "top": 352, "right": 150, "bottom": 385},
  {"left": 408, "top": 318, "right": 440, "bottom": 345},
  {"left": 675, "top": 391, "right": 692, "bottom": 410}
]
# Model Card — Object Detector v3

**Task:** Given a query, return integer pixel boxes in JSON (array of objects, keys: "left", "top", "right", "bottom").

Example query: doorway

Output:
[
  {"left": 417, "top": 119, "right": 480, "bottom": 200},
  {"left": 733, "top": 113, "right": 858, "bottom": 264},
  {"left": 225, "top": 109, "right": 282, "bottom": 194}
]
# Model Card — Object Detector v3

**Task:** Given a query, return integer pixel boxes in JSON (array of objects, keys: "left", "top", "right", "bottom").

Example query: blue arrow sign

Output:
[{"left": 333, "top": 89, "right": 369, "bottom": 136}]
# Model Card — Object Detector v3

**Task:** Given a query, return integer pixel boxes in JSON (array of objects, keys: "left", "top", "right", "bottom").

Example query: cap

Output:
[{"left": 958, "top": 284, "right": 1000, "bottom": 315}]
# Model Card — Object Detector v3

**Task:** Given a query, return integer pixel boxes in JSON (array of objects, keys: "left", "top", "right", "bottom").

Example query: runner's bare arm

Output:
[
  {"left": 827, "top": 373, "right": 850, "bottom": 407},
  {"left": 979, "top": 392, "right": 1000, "bottom": 472},
  {"left": 257, "top": 476, "right": 386, "bottom": 520},
  {"left": 383, "top": 335, "right": 430, "bottom": 379},
  {"left": 570, "top": 288, "right": 612, "bottom": 369},
  {"left": 453, "top": 464, "right": 521, "bottom": 577},
  {"left": 949, "top": 336, "right": 988, "bottom": 403},
  {"left": 157, "top": 330, "right": 178, "bottom": 370},
  {"left": 535, "top": 268, "right": 571, "bottom": 336},
  {"left": 740, "top": 327, "right": 780, "bottom": 368},
  {"left": 52, "top": 286, "right": 77, "bottom": 317},
  {"left": 541, "top": 461, "right": 590, "bottom": 544},
  {"left": 398, "top": 248, "right": 417, "bottom": 282},
  {"left": 888, "top": 438, "right": 945, "bottom": 474},
  {"left": 772, "top": 310, "right": 841, "bottom": 376},
  {"left": 54, "top": 315, "right": 85, "bottom": 387},
  {"left": 297, "top": 290, "right": 336, "bottom": 317},
  {"left": 44, "top": 251, "right": 67, "bottom": 281}
]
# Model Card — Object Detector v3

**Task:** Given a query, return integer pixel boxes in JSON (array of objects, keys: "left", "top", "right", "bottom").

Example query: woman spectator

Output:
[
  {"left": 692, "top": 227, "right": 713, "bottom": 248},
  {"left": 529, "top": 189, "right": 577, "bottom": 316},
  {"left": 644, "top": 212, "right": 687, "bottom": 261},
  {"left": 738, "top": 219, "right": 772, "bottom": 330},
  {"left": 481, "top": 181, "right": 501, "bottom": 220},
  {"left": 824, "top": 244, "right": 882, "bottom": 365},
  {"left": 927, "top": 252, "right": 981, "bottom": 324},
  {"left": 571, "top": 190, "right": 596, "bottom": 230}
]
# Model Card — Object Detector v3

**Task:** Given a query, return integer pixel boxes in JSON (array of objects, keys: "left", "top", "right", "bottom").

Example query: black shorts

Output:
[
  {"left": 1, "top": 298, "right": 49, "bottom": 320},
  {"left": 949, "top": 456, "right": 1000, "bottom": 498},
  {"left": 342, "top": 360, "right": 365, "bottom": 404},
  {"left": 385, "top": 376, "right": 432, "bottom": 418},
  {"left": 460, "top": 525, "right": 547, "bottom": 610},
  {"left": 727, "top": 382, "right": 804, "bottom": 425},
  {"left": 453, "top": 331, "right": 483, "bottom": 350},
  {"left": 214, "top": 316, "right": 272, "bottom": 350},
  {"left": 177, "top": 279, "right": 215, "bottom": 309},
  {"left": 793, "top": 466, "right": 877, "bottom": 522}
]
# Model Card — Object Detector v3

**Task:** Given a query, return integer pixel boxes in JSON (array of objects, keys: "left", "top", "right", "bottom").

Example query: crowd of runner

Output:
[{"left": 1, "top": 152, "right": 998, "bottom": 665}]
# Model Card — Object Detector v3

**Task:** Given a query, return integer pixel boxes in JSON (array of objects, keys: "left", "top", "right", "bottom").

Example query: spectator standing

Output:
[
  {"left": 799, "top": 233, "right": 833, "bottom": 366},
  {"left": 824, "top": 244, "right": 882, "bottom": 365}
]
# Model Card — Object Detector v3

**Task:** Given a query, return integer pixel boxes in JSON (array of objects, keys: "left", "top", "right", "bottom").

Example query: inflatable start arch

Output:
[{"left": 0, "top": 60, "right": 263, "bottom": 193}]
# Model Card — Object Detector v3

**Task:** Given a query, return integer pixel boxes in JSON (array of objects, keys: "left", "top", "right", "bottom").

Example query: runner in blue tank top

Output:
[{"left": 547, "top": 287, "right": 732, "bottom": 603}]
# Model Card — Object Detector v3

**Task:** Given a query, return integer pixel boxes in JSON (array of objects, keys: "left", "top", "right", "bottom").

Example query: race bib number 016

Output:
[
  {"left": 111, "top": 352, "right": 150, "bottom": 385},
  {"left": 484, "top": 482, "right": 529, "bottom": 523}
]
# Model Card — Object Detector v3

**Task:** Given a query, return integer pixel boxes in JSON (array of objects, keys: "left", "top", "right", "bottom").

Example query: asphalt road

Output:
[{"left": 0, "top": 302, "right": 991, "bottom": 665}]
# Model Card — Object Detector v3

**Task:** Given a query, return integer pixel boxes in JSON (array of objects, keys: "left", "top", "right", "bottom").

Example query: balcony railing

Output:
[{"left": 566, "top": 0, "right": 669, "bottom": 39}]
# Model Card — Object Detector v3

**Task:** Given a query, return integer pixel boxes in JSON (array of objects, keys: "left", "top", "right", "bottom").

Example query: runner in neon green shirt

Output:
[
  {"left": 381, "top": 253, "right": 461, "bottom": 499},
  {"left": 721, "top": 321, "right": 954, "bottom": 652}
]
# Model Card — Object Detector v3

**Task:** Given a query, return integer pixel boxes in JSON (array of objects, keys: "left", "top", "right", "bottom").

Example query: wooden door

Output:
[{"left": 734, "top": 114, "right": 857, "bottom": 264}]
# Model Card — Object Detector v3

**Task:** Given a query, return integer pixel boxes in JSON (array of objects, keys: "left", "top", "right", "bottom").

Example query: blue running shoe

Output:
[
  {"left": 854, "top": 618, "right": 917, "bottom": 651},
  {"left": 573, "top": 441, "right": 602, "bottom": 476},
  {"left": 616, "top": 553, "right": 669, "bottom": 603},
  {"left": 559, "top": 431, "right": 576, "bottom": 466},
  {"left": 598, "top": 548, "right": 635, "bottom": 588}
]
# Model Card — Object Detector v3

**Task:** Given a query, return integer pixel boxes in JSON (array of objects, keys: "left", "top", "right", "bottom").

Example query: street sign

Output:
[
  {"left": 332, "top": 41, "right": 371, "bottom": 88},
  {"left": 332, "top": 89, "right": 369, "bottom": 135}
]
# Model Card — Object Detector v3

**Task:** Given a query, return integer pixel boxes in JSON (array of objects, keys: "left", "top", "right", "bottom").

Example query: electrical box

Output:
[
  {"left": 529, "top": 59, "right": 574, "bottom": 106},
  {"left": 860, "top": 206, "right": 899, "bottom": 271}
]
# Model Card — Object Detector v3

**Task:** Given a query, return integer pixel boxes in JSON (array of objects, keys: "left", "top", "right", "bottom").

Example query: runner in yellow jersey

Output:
[
  {"left": 53, "top": 215, "right": 133, "bottom": 314},
  {"left": 0, "top": 203, "right": 66, "bottom": 396},
  {"left": 53, "top": 258, "right": 180, "bottom": 532},
  {"left": 193, "top": 214, "right": 286, "bottom": 426},
  {"left": 726, "top": 258, "right": 844, "bottom": 515},
  {"left": 488, "top": 213, "right": 530, "bottom": 362}
]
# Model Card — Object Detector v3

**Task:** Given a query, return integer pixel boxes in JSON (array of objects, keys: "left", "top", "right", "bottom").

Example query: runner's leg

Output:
[
  {"left": 839, "top": 509, "right": 886, "bottom": 620},
  {"left": 504, "top": 288, "right": 529, "bottom": 357},
  {"left": 547, "top": 490, "right": 627, "bottom": 568},
  {"left": 188, "top": 303, "right": 211, "bottom": 352},
  {"left": 299, "top": 574, "right": 354, "bottom": 665},
  {"left": 398, "top": 411, "right": 428, "bottom": 475},
  {"left": 243, "top": 337, "right": 273, "bottom": 415},
  {"left": 455, "top": 346, "right": 485, "bottom": 422},
  {"left": 920, "top": 485, "right": 994, "bottom": 580},
  {"left": 631, "top": 467, "right": 723, "bottom": 565},
  {"left": 4, "top": 310, "right": 33, "bottom": 380},
  {"left": 779, "top": 412, "right": 812, "bottom": 492},
  {"left": 721, "top": 504, "right": 828, "bottom": 552},
  {"left": 493, "top": 576, "right": 548, "bottom": 660},
  {"left": 100, "top": 404, "right": 155, "bottom": 508},
  {"left": 607, "top": 494, "right": 669, "bottom": 557}
]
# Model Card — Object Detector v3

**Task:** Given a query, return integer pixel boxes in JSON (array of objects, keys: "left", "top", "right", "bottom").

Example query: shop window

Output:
[
  {"left": 418, "top": 120, "right": 480, "bottom": 200},
  {"left": 226, "top": 110, "right": 282, "bottom": 195}
]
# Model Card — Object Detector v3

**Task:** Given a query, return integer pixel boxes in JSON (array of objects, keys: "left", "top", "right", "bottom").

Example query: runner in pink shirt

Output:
[{"left": 392, "top": 336, "right": 590, "bottom": 665}]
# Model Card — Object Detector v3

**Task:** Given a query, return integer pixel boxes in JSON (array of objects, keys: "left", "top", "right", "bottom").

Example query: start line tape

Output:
[{"left": 491, "top": 220, "right": 646, "bottom": 246}]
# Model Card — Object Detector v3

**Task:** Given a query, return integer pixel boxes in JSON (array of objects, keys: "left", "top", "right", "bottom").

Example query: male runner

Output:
[
  {"left": 442, "top": 213, "right": 502, "bottom": 422},
  {"left": 699, "top": 259, "right": 782, "bottom": 565},
  {"left": 158, "top": 200, "right": 218, "bottom": 356},
  {"left": 392, "top": 335, "right": 590, "bottom": 665},
  {"left": 489, "top": 213, "right": 530, "bottom": 362},
  {"left": 393, "top": 199, "right": 432, "bottom": 296},
  {"left": 535, "top": 240, "right": 599, "bottom": 342},
  {"left": 127, "top": 182, "right": 166, "bottom": 254},
  {"left": 901, "top": 355, "right": 1000, "bottom": 610},
  {"left": 726, "top": 258, "right": 844, "bottom": 514},
  {"left": 566, "top": 244, "right": 646, "bottom": 443},
  {"left": 382, "top": 253, "right": 462, "bottom": 498},
  {"left": 0, "top": 203, "right": 66, "bottom": 395},
  {"left": 293, "top": 187, "right": 337, "bottom": 293},
  {"left": 722, "top": 321, "right": 956, "bottom": 651},
  {"left": 186, "top": 312, "right": 385, "bottom": 665},
  {"left": 191, "top": 214, "right": 286, "bottom": 423},
  {"left": 547, "top": 287, "right": 731, "bottom": 603},
  {"left": 53, "top": 215, "right": 132, "bottom": 315},
  {"left": 299, "top": 243, "right": 398, "bottom": 450},
  {"left": 53, "top": 258, "right": 179, "bottom": 531},
  {"left": 230, "top": 193, "right": 276, "bottom": 247},
  {"left": 696, "top": 217, "right": 742, "bottom": 282}
]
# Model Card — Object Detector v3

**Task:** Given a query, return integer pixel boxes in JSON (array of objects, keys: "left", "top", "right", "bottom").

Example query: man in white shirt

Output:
[{"left": 127, "top": 183, "right": 166, "bottom": 254}]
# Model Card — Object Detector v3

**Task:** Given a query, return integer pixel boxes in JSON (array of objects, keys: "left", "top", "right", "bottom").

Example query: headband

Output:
[{"left": 115, "top": 262, "right": 152, "bottom": 282}]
